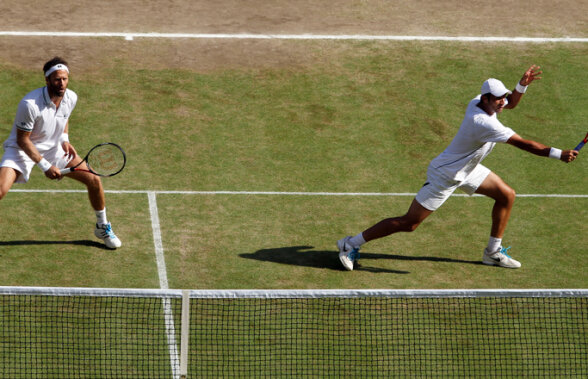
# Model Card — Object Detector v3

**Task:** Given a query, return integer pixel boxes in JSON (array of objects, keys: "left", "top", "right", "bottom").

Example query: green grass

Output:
[
  {"left": 0, "top": 39, "right": 587, "bottom": 377},
  {"left": 0, "top": 41, "right": 586, "bottom": 290},
  {"left": 0, "top": 193, "right": 159, "bottom": 288},
  {"left": 159, "top": 194, "right": 587, "bottom": 289}
]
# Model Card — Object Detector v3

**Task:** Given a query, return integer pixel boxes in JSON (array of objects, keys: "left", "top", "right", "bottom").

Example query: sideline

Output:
[
  {"left": 10, "top": 189, "right": 588, "bottom": 198},
  {"left": 1, "top": 31, "right": 587, "bottom": 43}
]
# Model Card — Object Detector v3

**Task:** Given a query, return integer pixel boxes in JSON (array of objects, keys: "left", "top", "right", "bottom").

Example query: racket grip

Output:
[
  {"left": 574, "top": 142, "right": 585, "bottom": 151},
  {"left": 60, "top": 167, "right": 74, "bottom": 175}
]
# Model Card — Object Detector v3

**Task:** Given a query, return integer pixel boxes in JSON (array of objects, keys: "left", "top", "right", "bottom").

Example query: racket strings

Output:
[{"left": 87, "top": 144, "right": 126, "bottom": 176}]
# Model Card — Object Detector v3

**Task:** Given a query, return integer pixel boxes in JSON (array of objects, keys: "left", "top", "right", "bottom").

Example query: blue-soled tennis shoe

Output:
[{"left": 95, "top": 222, "right": 122, "bottom": 249}]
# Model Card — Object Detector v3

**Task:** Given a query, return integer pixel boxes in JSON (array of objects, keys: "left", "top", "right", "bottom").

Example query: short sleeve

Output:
[
  {"left": 14, "top": 100, "right": 37, "bottom": 132},
  {"left": 475, "top": 115, "right": 515, "bottom": 143}
]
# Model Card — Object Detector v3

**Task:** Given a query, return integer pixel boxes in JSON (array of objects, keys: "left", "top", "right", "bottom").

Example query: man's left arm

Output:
[
  {"left": 61, "top": 121, "right": 77, "bottom": 160},
  {"left": 506, "top": 133, "right": 578, "bottom": 163},
  {"left": 505, "top": 65, "right": 542, "bottom": 109}
]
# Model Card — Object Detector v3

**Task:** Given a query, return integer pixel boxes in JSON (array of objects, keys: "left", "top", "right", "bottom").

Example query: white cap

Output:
[{"left": 481, "top": 78, "right": 511, "bottom": 97}]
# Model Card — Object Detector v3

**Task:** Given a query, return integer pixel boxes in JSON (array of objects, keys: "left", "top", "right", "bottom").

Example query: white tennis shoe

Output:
[
  {"left": 482, "top": 246, "right": 521, "bottom": 269},
  {"left": 337, "top": 236, "right": 360, "bottom": 271},
  {"left": 95, "top": 222, "right": 122, "bottom": 249}
]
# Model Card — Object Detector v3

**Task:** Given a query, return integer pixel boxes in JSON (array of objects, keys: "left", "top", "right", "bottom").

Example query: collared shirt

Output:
[
  {"left": 3, "top": 86, "right": 77, "bottom": 156},
  {"left": 429, "top": 95, "right": 515, "bottom": 182}
]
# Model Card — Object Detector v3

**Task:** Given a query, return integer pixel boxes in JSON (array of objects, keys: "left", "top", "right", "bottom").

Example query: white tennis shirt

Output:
[
  {"left": 3, "top": 87, "right": 77, "bottom": 157},
  {"left": 430, "top": 95, "right": 515, "bottom": 181}
]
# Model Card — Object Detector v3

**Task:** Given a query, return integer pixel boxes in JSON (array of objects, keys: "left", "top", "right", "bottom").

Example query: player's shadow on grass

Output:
[
  {"left": 383, "top": 253, "right": 482, "bottom": 265},
  {"left": 240, "top": 245, "right": 482, "bottom": 273},
  {"left": 240, "top": 245, "right": 410, "bottom": 273},
  {"left": 0, "top": 240, "right": 109, "bottom": 250}
]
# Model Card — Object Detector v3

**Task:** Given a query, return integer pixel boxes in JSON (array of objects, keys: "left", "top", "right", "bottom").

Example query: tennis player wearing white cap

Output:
[
  {"left": 337, "top": 65, "right": 578, "bottom": 270},
  {"left": 0, "top": 57, "right": 122, "bottom": 249}
]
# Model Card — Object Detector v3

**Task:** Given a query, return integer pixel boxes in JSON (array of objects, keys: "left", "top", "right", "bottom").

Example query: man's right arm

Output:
[{"left": 16, "top": 129, "right": 61, "bottom": 179}]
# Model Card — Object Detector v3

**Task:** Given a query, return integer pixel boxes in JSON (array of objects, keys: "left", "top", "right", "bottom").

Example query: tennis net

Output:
[{"left": 0, "top": 287, "right": 586, "bottom": 378}]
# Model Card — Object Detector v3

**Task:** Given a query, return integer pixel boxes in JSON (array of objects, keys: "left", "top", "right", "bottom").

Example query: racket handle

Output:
[
  {"left": 574, "top": 141, "right": 585, "bottom": 151},
  {"left": 60, "top": 167, "right": 74, "bottom": 175}
]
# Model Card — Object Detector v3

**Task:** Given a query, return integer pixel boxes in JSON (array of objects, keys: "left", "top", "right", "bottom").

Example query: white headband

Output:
[{"left": 44, "top": 63, "right": 69, "bottom": 77}]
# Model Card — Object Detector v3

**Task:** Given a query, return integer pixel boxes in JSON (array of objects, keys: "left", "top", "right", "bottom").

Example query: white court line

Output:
[
  {"left": 147, "top": 191, "right": 181, "bottom": 379},
  {"left": 147, "top": 191, "right": 170, "bottom": 289},
  {"left": 10, "top": 189, "right": 588, "bottom": 198},
  {"left": 0, "top": 31, "right": 587, "bottom": 43}
]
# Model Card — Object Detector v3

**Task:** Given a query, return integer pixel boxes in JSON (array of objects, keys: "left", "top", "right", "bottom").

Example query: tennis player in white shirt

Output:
[
  {"left": 0, "top": 57, "right": 122, "bottom": 249},
  {"left": 338, "top": 65, "right": 578, "bottom": 270}
]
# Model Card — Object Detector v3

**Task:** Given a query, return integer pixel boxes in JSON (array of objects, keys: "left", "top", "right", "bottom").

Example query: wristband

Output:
[
  {"left": 60, "top": 133, "right": 69, "bottom": 144},
  {"left": 515, "top": 82, "right": 528, "bottom": 94},
  {"left": 37, "top": 158, "right": 52, "bottom": 172},
  {"left": 549, "top": 147, "right": 562, "bottom": 160}
]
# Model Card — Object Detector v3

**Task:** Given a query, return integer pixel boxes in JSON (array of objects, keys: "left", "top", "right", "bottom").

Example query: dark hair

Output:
[
  {"left": 43, "top": 57, "right": 68, "bottom": 74},
  {"left": 481, "top": 93, "right": 492, "bottom": 101},
  {"left": 481, "top": 93, "right": 506, "bottom": 101}
]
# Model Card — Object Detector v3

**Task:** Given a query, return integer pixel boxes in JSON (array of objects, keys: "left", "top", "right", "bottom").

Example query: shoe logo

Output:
[{"left": 484, "top": 252, "right": 501, "bottom": 263}]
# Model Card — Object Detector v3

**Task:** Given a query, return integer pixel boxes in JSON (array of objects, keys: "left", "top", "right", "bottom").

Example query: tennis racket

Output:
[
  {"left": 574, "top": 132, "right": 588, "bottom": 151},
  {"left": 60, "top": 142, "right": 126, "bottom": 177}
]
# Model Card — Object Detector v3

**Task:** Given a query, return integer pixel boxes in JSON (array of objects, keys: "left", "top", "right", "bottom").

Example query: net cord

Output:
[{"left": 0, "top": 286, "right": 586, "bottom": 299}]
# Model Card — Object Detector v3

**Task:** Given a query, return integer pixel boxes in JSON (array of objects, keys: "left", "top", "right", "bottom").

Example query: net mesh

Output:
[
  {"left": 0, "top": 288, "right": 586, "bottom": 378},
  {"left": 0, "top": 294, "right": 179, "bottom": 378},
  {"left": 190, "top": 296, "right": 587, "bottom": 378}
]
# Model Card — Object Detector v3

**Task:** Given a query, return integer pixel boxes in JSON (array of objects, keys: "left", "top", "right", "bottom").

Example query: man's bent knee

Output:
[
  {"left": 72, "top": 171, "right": 103, "bottom": 191},
  {"left": 87, "top": 175, "right": 103, "bottom": 190},
  {"left": 404, "top": 222, "right": 420, "bottom": 232},
  {"left": 0, "top": 168, "right": 17, "bottom": 200},
  {"left": 500, "top": 186, "right": 516, "bottom": 207},
  {"left": 397, "top": 218, "right": 422, "bottom": 233}
]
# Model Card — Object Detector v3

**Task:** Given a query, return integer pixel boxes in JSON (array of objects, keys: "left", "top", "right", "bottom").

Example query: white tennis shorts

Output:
[
  {"left": 1, "top": 146, "right": 71, "bottom": 183},
  {"left": 415, "top": 164, "right": 491, "bottom": 211}
]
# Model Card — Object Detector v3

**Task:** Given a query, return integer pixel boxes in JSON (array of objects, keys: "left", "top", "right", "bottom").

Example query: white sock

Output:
[
  {"left": 95, "top": 208, "right": 108, "bottom": 226},
  {"left": 349, "top": 233, "right": 366, "bottom": 248},
  {"left": 487, "top": 236, "right": 502, "bottom": 253}
]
